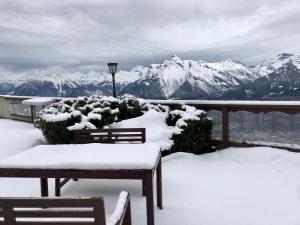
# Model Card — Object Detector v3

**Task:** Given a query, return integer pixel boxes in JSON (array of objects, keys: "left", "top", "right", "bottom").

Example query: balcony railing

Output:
[
  {"left": 1, "top": 95, "right": 300, "bottom": 151},
  {"left": 150, "top": 100, "right": 300, "bottom": 151}
]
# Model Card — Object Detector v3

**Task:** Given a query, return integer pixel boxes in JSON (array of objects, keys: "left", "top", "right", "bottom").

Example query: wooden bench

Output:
[
  {"left": 0, "top": 192, "right": 132, "bottom": 225},
  {"left": 56, "top": 128, "right": 146, "bottom": 196},
  {"left": 74, "top": 128, "right": 146, "bottom": 144}
]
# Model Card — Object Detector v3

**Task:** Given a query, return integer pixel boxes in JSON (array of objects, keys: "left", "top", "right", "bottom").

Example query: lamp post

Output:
[{"left": 107, "top": 63, "right": 118, "bottom": 98}]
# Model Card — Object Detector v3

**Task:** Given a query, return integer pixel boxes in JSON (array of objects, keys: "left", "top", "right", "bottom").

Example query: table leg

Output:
[
  {"left": 145, "top": 172, "right": 154, "bottom": 225},
  {"left": 142, "top": 178, "right": 146, "bottom": 196},
  {"left": 157, "top": 158, "right": 163, "bottom": 209},
  {"left": 40, "top": 178, "right": 48, "bottom": 197},
  {"left": 55, "top": 178, "right": 61, "bottom": 197}
]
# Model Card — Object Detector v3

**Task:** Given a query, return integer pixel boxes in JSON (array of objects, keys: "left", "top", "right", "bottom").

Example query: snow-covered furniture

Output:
[
  {"left": 74, "top": 128, "right": 146, "bottom": 144},
  {"left": 56, "top": 128, "right": 146, "bottom": 197},
  {"left": 0, "top": 143, "right": 163, "bottom": 225},
  {"left": 0, "top": 191, "right": 132, "bottom": 225},
  {"left": 22, "top": 97, "right": 54, "bottom": 123}
]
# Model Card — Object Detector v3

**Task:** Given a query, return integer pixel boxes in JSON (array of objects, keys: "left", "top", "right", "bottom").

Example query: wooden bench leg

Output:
[
  {"left": 145, "top": 172, "right": 154, "bottom": 225},
  {"left": 55, "top": 178, "right": 61, "bottom": 197},
  {"left": 40, "top": 178, "right": 48, "bottom": 197},
  {"left": 157, "top": 158, "right": 163, "bottom": 209},
  {"left": 124, "top": 198, "right": 132, "bottom": 225},
  {"left": 142, "top": 178, "right": 146, "bottom": 196}
]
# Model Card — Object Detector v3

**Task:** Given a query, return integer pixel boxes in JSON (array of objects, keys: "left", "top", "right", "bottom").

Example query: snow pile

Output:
[
  {"left": 113, "top": 105, "right": 209, "bottom": 151},
  {"left": 0, "top": 119, "right": 46, "bottom": 159},
  {"left": 112, "top": 109, "right": 174, "bottom": 150},
  {"left": 107, "top": 191, "right": 129, "bottom": 225}
]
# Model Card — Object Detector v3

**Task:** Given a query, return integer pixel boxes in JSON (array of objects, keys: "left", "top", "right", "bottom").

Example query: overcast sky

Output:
[{"left": 0, "top": 0, "right": 300, "bottom": 75}]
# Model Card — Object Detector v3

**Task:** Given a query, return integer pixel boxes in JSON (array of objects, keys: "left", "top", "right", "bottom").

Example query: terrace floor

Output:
[{"left": 1, "top": 118, "right": 300, "bottom": 225}]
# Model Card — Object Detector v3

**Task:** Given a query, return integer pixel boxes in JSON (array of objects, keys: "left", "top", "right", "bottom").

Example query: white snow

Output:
[
  {"left": 112, "top": 109, "right": 174, "bottom": 150},
  {"left": 139, "top": 55, "right": 258, "bottom": 97},
  {"left": 107, "top": 191, "right": 129, "bottom": 225},
  {"left": 171, "top": 105, "right": 204, "bottom": 132},
  {"left": 253, "top": 53, "right": 300, "bottom": 76},
  {"left": 149, "top": 99, "right": 300, "bottom": 106},
  {"left": 22, "top": 98, "right": 54, "bottom": 106},
  {"left": 0, "top": 143, "right": 161, "bottom": 170},
  {"left": 42, "top": 110, "right": 81, "bottom": 122},
  {"left": 1, "top": 120, "right": 300, "bottom": 225},
  {"left": 67, "top": 122, "right": 96, "bottom": 131},
  {"left": 0, "top": 119, "right": 46, "bottom": 158}
]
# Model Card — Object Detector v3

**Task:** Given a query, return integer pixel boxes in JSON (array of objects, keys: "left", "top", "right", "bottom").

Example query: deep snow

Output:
[{"left": 1, "top": 119, "right": 300, "bottom": 225}]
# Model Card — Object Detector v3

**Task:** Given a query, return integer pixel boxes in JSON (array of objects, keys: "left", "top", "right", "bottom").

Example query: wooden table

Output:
[{"left": 0, "top": 143, "right": 163, "bottom": 225}]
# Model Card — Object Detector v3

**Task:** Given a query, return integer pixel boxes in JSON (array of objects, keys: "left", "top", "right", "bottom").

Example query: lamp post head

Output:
[{"left": 107, "top": 63, "right": 118, "bottom": 75}]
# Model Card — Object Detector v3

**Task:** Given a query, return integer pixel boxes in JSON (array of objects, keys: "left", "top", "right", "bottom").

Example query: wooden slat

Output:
[
  {"left": 111, "top": 133, "right": 143, "bottom": 137},
  {"left": 0, "top": 198, "right": 98, "bottom": 208},
  {"left": 92, "top": 198, "right": 106, "bottom": 225},
  {"left": 0, "top": 197, "right": 108, "bottom": 225},
  {"left": 14, "top": 210, "right": 94, "bottom": 218},
  {"left": 75, "top": 128, "right": 145, "bottom": 134},
  {"left": 79, "top": 134, "right": 142, "bottom": 138},
  {"left": 78, "top": 135, "right": 109, "bottom": 139},
  {"left": 74, "top": 128, "right": 145, "bottom": 145},
  {"left": 3, "top": 207, "right": 15, "bottom": 225},
  {"left": 78, "top": 140, "right": 110, "bottom": 144},
  {"left": 15, "top": 222, "right": 94, "bottom": 225},
  {"left": 112, "top": 138, "right": 142, "bottom": 142}
]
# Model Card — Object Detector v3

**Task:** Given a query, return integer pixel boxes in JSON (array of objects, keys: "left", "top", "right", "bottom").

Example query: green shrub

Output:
[
  {"left": 170, "top": 114, "right": 213, "bottom": 154},
  {"left": 36, "top": 111, "right": 82, "bottom": 144},
  {"left": 167, "top": 105, "right": 214, "bottom": 155},
  {"left": 37, "top": 95, "right": 213, "bottom": 155},
  {"left": 36, "top": 95, "right": 146, "bottom": 144}
]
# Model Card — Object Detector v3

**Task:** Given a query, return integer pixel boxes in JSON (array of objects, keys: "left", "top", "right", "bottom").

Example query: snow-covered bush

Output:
[
  {"left": 36, "top": 95, "right": 155, "bottom": 144},
  {"left": 167, "top": 105, "right": 213, "bottom": 155},
  {"left": 37, "top": 95, "right": 213, "bottom": 155}
]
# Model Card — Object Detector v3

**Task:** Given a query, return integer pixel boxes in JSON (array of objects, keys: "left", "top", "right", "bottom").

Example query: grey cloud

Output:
[{"left": 0, "top": 0, "right": 299, "bottom": 75}]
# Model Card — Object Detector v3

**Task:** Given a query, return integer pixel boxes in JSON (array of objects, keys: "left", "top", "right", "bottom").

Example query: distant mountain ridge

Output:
[{"left": 1, "top": 53, "right": 300, "bottom": 100}]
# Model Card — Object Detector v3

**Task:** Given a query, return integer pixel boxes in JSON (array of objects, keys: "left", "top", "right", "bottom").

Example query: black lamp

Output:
[{"left": 107, "top": 63, "right": 118, "bottom": 98}]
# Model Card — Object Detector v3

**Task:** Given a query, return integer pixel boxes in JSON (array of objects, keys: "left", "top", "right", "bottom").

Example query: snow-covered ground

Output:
[{"left": 1, "top": 119, "right": 300, "bottom": 225}]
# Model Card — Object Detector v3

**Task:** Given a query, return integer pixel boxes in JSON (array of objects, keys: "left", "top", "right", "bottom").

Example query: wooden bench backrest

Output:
[
  {"left": 74, "top": 128, "right": 146, "bottom": 144},
  {"left": 0, "top": 197, "right": 106, "bottom": 225}
]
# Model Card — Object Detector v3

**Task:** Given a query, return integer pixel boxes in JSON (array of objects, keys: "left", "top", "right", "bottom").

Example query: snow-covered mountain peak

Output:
[
  {"left": 276, "top": 52, "right": 294, "bottom": 60},
  {"left": 168, "top": 54, "right": 183, "bottom": 63},
  {"left": 254, "top": 53, "right": 300, "bottom": 76}
]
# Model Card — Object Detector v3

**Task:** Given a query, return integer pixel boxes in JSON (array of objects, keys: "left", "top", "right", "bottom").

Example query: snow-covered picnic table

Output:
[{"left": 0, "top": 143, "right": 163, "bottom": 225}]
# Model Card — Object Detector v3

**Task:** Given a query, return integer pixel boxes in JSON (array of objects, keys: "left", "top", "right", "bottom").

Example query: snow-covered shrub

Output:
[
  {"left": 168, "top": 105, "right": 213, "bottom": 155},
  {"left": 36, "top": 95, "right": 153, "bottom": 144},
  {"left": 37, "top": 94, "right": 213, "bottom": 154}
]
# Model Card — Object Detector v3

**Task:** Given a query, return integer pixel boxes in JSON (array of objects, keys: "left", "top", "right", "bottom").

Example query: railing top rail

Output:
[
  {"left": 148, "top": 99, "right": 300, "bottom": 107},
  {"left": 2, "top": 95, "right": 300, "bottom": 110}
]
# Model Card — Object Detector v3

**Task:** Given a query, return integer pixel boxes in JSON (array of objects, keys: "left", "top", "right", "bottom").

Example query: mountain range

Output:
[{"left": 1, "top": 53, "right": 300, "bottom": 100}]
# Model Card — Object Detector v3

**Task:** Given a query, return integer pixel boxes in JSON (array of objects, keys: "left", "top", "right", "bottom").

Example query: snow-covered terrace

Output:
[
  {"left": 1, "top": 118, "right": 300, "bottom": 225},
  {"left": 1, "top": 95, "right": 300, "bottom": 150}
]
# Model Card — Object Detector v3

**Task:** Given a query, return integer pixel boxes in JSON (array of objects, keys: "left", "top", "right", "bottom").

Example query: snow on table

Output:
[{"left": 0, "top": 143, "right": 161, "bottom": 170}]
